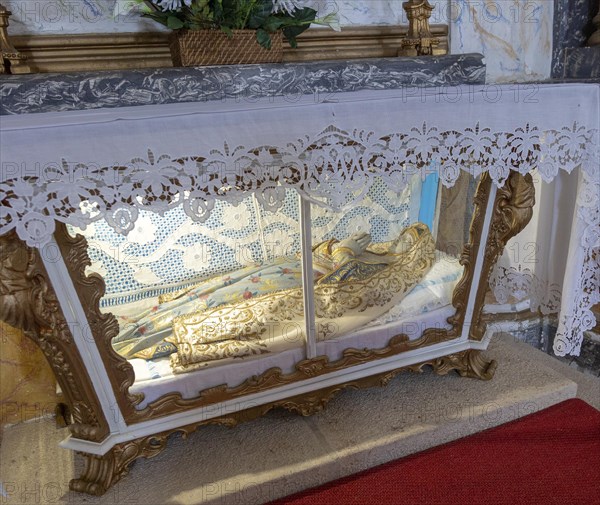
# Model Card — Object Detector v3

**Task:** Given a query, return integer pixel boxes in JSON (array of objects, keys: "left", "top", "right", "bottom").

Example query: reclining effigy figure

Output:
[{"left": 112, "top": 223, "right": 435, "bottom": 373}]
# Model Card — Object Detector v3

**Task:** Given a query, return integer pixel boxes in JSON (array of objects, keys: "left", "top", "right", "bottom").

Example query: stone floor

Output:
[{"left": 1, "top": 333, "right": 598, "bottom": 505}]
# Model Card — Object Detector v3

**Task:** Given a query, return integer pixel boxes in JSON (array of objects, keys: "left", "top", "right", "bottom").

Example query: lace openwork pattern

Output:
[
  {"left": 488, "top": 264, "right": 563, "bottom": 314},
  {"left": 554, "top": 168, "right": 600, "bottom": 356},
  {"left": 1, "top": 122, "right": 598, "bottom": 355}
]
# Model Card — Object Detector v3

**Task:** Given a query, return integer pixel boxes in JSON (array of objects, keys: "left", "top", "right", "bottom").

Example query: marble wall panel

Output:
[
  {"left": 449, "top": 0, "right": 554, "bottom": 82},
  {"left": 4, "top": 0, "right": 162, "bottom": 35},
  {"left": 0, "top": 322, "right": 59, "bottom": 428}
]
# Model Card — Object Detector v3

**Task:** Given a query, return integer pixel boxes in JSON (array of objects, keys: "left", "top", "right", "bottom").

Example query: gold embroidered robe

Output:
[{"left": 168, "top": 223, "right": 436, "bottom": 373}]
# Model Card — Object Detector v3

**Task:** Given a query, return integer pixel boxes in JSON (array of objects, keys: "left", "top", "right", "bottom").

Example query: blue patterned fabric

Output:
[{"left": 70, "top": 176, "right": 430, "bottom": 310}]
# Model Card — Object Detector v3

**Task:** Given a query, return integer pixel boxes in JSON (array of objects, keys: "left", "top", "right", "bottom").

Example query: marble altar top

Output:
[
  {"left": 0, "top": 54, "right": 485, "bottom": 116},
  {"left": 562, "top": 47, "right": 600, "bottom": 80}
]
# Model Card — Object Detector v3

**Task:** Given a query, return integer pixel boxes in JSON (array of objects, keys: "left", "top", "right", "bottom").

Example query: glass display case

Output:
[{"left": 60, "top": 170, "right": 488, "bottom": 410}]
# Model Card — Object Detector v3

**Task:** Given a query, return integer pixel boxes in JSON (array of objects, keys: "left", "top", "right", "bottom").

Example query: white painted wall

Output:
[{"left": 5, "top": 0, "right": 553, "bottom": 82}]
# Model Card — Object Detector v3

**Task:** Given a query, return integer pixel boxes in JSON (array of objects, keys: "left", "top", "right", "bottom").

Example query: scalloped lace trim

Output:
[{"left": 1, "top": 122, "right": 598, "bottom": 356}]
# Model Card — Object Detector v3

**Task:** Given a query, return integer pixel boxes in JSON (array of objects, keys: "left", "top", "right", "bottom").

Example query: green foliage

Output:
[
  {"left": 141, "top": 0, "right": 320, "bottom": 49},
  {"left": 167, "top": 15, "right": 185, "bottom": 29},
  {"left": 281, "top": 7, "right": 315, "bottom": 48},
  {"left": 256, "top": 28, "right": 272, "bottom": 49}
]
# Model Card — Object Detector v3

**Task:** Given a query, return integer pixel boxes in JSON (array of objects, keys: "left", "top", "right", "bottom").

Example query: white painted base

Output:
[{"left": 60, "top": 331, "right": 494, "bottom": 456}]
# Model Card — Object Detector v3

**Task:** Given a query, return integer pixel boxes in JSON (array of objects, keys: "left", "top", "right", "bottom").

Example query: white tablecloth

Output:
[{"left": 1, "top": 83, "right": 598, "bottom": 355}]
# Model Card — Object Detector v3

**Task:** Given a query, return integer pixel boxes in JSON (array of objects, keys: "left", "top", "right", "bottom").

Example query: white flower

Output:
[
  {"left": 133, "top": 267, "right": 164, "bottom": 285},
  {"left": 264, "top": 229, "right": 295, "bottom": 258},
  {"left": 155, "top": 0, "right": 192, "bottom": 12},
  {"left": 127, "top": 215, "right": 156, "bottom": 245},
  {"left": 271, "top": 0, "right": 306, "bottom": 15},
  {"left": 222, "top": 203, "right": 251, "bottom": 231},
  {"left": 183, "top": 243, "right": 212, "bottom": 272},
  {"left": 346, "top": 215, "right": 372, "bottom": 235},
  {"left": 313, "top": 12, "right": 341, "bottom": 32}
]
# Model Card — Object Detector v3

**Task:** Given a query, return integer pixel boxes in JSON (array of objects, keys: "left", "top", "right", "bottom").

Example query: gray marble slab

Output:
[
  {"left": 563, "top": 46, "right": 600, "bottom": 79},
  {"left": 0, "top": 54, "right": 485, "bottom": 116},
  {"left": 552, "top": 0, "right": 598, "bottom": 78}
]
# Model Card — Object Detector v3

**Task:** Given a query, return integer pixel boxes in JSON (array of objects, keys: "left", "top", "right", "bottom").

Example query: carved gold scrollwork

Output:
[
  {"left": 415, "top": 349, "right": 497, "bottom": 380},
  {"left": 446, "top": 174, "right": 493, "bottom": 332},
  {"left": 469, "top": 172, "right": 535, "bottom": 340},
  {"left": 71, "top": 434, "right": 171, "bottom": 496},
  {"left": 54, "top": 224, "right": 144, "bottom": 418},
  {"left": 0, "top": 232, "right": 109, "bottom": 441},
  {"left": 0, "top": 3, "right": 30, "bottom": 74},
  {"left": 399, "top": 0, "right": 440, "bottom": 56},
  {"left": 133, "top": 330, "right": 451, "bottom": 419}
]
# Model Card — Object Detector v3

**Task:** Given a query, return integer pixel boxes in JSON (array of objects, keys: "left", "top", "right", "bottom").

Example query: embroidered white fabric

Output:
[
  {"left": 555, "top": 168, "right": 600, "bottom": 355},
  {"left": 1, "top": 84, "right": 598, "bottom": 356},
  {"left": 489, "top": 264, "right": 562, "bottom": 315},
  {"left": 69, "top": 178, "right": 418, "bottom": 310}
]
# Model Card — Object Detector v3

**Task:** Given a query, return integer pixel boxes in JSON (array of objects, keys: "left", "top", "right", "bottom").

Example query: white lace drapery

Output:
[
  {"left": 489, "top": 166, "right": 599, "bottom": 355},
  {"left": 1, "top": 83, "right": 598, "bottom": 355}
]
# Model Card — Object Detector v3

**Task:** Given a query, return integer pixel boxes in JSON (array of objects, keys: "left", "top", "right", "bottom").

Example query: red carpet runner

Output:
[{"left": 271, "top": 399, "right": 600, "bottom": 505}]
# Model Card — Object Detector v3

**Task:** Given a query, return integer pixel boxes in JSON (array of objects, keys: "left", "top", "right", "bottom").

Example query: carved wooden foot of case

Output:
[
  {"left": 54, "top": 403, "right": 71, "bottom": 428},
  {"left": 70, "top": 434, "right": 168, "bottom": 496},
  {"left": 426, "top": 349, "right": 497, "bottom": 381},
  {"left": 70, "top": 449, "right": 132, "bottom": 496}
]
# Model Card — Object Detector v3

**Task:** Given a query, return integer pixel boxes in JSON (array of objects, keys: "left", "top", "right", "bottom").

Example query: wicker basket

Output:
[{"left": 169, "top": 29, "right": 284, "bottom": 67}]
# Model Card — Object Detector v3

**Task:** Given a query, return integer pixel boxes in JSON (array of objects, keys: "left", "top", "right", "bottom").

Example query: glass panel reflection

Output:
[
  {"left": 65, "top": 170, "right": 481, "bottom": 395},
  {"left": 308, "top": 173, "right": 472, "bottom": 350},
  {"left": 69, "top": 189, "right": 307, "bottom": 381}
]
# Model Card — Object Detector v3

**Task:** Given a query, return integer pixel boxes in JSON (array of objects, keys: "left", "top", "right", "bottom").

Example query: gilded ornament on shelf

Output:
[
  {"left": 0, "top": 3, "right": 29, "bottom": 74},
  {"left": 399, "top": 0, "right": 440, "bottom": 56}
]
